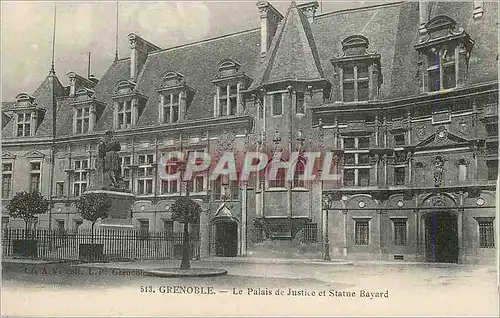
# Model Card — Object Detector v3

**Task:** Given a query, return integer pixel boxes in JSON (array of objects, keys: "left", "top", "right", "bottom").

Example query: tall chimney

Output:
[
  {"left": 67, "top": 72, "right": 97, "bottom": 97},
  {"left": 298, "top": 1, "right": 319, "bottom": 24},
  {"left": 256, "top": 1, "right": 283, "bottom": 58},
  {"left": 128, "top": 33, "right": 161, "bottom": 81},
  {"left": 419, "top": 1, "right": 429, "bottom": 34}
]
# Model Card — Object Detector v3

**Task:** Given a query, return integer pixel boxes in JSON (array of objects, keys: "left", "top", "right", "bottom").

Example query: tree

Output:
[
  {"left": 6, "top": 191, "right": 49, "bottom": 236},
  {"left": 76, "top": 193, "right": 111, "bottom": 244},
  {"left": 171, "top": 196, "right": 202, "bottom": 269}
]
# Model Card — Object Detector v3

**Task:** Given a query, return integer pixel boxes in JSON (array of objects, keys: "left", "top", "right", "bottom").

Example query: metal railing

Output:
[{"left": 2, "top": 228, "right": 200, "bottom": 261}]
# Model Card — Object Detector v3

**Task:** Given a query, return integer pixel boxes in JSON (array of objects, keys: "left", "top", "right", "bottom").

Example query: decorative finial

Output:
[
  {"left": 114, "top": 1, "right": 119, "bottom": 62},
  {"left": 50, "top": 3, "right": 57, "bottom": 75}
]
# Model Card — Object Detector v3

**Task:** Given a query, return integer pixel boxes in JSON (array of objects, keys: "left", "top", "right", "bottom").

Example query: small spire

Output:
[
  {"left": 50, "top": 3, "right": 57, "bottom": 75},
  {"left": 114, "top": 1, "right": 119, "bottom": 62}
]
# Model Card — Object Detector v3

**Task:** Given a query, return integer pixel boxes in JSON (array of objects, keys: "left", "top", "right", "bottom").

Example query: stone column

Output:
[
  {"left": 421, "top": 53, "right": 429, "bottom": 93},
  {"left": 89, "top": 106, "right": 96, "bottom": 132},
  {"left": 179, "top": 91, "right": 185, "bottom": 122},
  {"left": 131, "top": 98, "right": 138, "bottom": 126},
  {"left": 159, "top": 95, "right": 164, "bottom": 123},
  {"left": 112, "top": 102, "right": 118, "bottom": 129},
  {"left": 383, "top": 155, "right": 388, "bottom": 187},
  {"left": 458, "top": 207, "right": 465, "bottom": 263},
  {"left": 414, "top": 209, "right": 419, "bottom": 260},
  {"left": 241, "top": 181, "right": 248, "bottom": 256},
  {"left": 226, "top": 85, "right": 230, "bottom": 116},
  {"left": 322, "top": 207, "right": 327, "bottom": 249},
  {"left": 377, "top": 209, "right": 384, "bottom": 259},
  {"left": 236, "top": 82, "right": 242, "bottom": 115},
  {"left": 261, "top": 180, "right": 266, "bottom": 218},
  {"left": 215, "top": 86, "right": 221, "bottom": 117},
  {"left": 457, "top": 44, "right": 468, "bottom": 88},
  {"left": 322, "top": 207, "right": 330, "bottom": 261},
  {"left": 199, "top": 208, "right": 210, "bottom": 258},
  {"left": 342, "top": 208, "right": 348, "bottom": 258}
]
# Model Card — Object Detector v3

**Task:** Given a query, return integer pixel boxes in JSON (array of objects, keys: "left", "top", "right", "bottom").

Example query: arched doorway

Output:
[
  {"left": 215, "top": 220, "right": 238, "bottom": 257},
  {"left": 210, "top": 203, "right": 239, "bottom": 257},
  {"left": 424, "top": 211, "right": 459, "bottom": 263}
]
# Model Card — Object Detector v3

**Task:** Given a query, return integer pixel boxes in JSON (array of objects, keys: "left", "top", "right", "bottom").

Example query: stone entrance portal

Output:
[
  {"left": 210, "top": 203, "right": 240, "bottom": 257},
  {"left": 424, "top": 211, "right": 459, "bottom": 263},
  {"left": 215, "top": 221, "right": 238, "bottom": 257}
]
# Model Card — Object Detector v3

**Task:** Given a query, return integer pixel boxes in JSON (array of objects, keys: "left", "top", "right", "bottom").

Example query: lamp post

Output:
[
  {"left": 176, "top": 159, "right": 192, "bottom": 269},
  {"left": 322, "top": 193, "right": 333, "bottom": 261}
]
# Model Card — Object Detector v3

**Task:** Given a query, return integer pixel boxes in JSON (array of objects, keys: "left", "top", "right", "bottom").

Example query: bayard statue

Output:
[{"left": 96, "top": 130, "right": 123, "bottom": 189}]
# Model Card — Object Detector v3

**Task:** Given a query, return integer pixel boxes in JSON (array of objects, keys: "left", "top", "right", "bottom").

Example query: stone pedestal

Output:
[{"left": 84, "top": 189, "right": 135, "bottom": 229}]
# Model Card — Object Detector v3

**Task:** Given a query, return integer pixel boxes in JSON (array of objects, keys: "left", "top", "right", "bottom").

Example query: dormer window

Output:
[
  {"left": 426, "top": 46, "right": 457, "bottom": 92},
  {"left": 162, "top": 94, "right": 179, "bottom": 123},
  {"left": 12, "top": 93, "right": 44, "bottom": 137},
  {"left": 117, "top": 101, "right": 132, "bottom": 128},
  {"left": 212, "top": 59, "right": 252, "bottom": 118},
  {"left": 342, "top": 64, "right": 369, "bottom": 102},
  {"left": 75, "top": 107, "right": 90, "bottom": 134},
  {"left": 219, "top": 84, "right": 238, "bottom": 116},
  {"left": 112, "top": 80, "right": 147, "bottom": 130},
  {"left": 331, "top": 35, "right": 382, "bottom": 103},
  {"left": 17, "top": 112, "right": 32, "bottom": 137},
  {"left": 157, "top": 71, "right": 193, "bottom": 124},
  {"left": 71, "top": 88, "right": 104, "bottom": 135},
  {"left": 415, "top": 16, "right": 474, "bottom": 93}
]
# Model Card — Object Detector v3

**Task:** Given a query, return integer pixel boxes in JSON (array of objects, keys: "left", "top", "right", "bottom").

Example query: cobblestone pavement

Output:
[{"left": 2, "top": 259, "right": 498, "bottom": 316}]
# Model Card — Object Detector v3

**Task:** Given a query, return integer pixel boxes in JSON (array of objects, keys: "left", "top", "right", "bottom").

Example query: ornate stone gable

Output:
[{"left": 414, "top": 126, "right": 469, "bottom": 149}]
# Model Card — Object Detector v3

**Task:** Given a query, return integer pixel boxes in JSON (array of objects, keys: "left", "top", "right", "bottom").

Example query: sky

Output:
[{"left": 1, "top": 1, "right": 389, "bottom": 102}]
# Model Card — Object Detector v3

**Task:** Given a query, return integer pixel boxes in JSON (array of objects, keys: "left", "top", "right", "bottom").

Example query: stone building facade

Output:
[{"left": 2, "top": 1, "right": 498, "bottom": 263}]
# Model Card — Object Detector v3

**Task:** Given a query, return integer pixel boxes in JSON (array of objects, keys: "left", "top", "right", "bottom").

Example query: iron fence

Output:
[{"left": 2, "top": 228, "right": 200, "bottom": 261}]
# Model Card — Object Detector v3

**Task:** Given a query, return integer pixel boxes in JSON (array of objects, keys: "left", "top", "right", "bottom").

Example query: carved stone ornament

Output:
[
  {"left": 317, "top": 126, "right": 325, "bottom": 151},
  {"left": 322, "top": 193, "right": 336, "bottom": 210},
  {"left": 431, "top": 196, "right": 447, "bottom": 207},
  {"left": 217, "top": 131, "right": 236, "bottom": 152},
  {"left": 416, "top": 124, "right": 427, "bottom": 140},
  {"left": 457, "top": 120, "right": 470, "bottom": 136},
  {"left": 434, "top": 126, "right": 448, "bottom": 143},
  {"left": 58, "top": 158, "right": 67, "bottom": 171},
  {"left": 245, "top": 133, "right": 259, "bottom": 152}
]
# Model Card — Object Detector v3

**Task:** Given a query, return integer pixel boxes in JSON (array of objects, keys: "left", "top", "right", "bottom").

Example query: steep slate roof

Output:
[
  {"left": 250, "top": 1, "right": 325, "bottom": 89},
  {"left": 2, "top": 1, "right": 497, "bottom": 139},
  {"left": 432, "top": 1, "right": 498, "bottom": 86},
  {"left": 312, "top": 2, "right": 414, "bottom": 100},
  {"left": 92, "top": 58, "right": 131, "bottom": 132},
  {"left": 2, "top": 73, "right": 65, "bottom": 138},
  {"left": 134, "top": 29, "right": 260, "bottom": 125},
  {"left": 33, "top": 73, "right": 66, "bottom": 137}
]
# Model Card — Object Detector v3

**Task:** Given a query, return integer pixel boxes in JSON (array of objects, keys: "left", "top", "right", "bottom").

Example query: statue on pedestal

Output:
[
  {"left": 433, "top": 156, "right": 444, "bottom": 187},
  {"left": 96, "top": 130, "right": 123, "bottom": 190}
]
